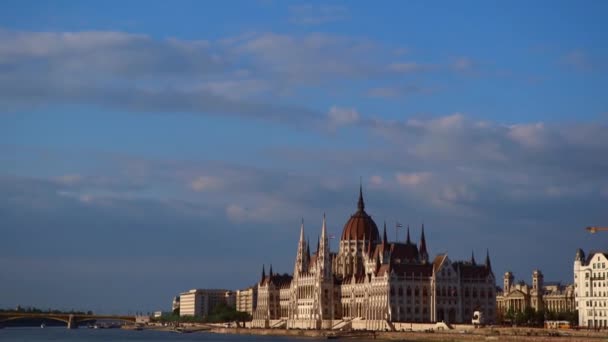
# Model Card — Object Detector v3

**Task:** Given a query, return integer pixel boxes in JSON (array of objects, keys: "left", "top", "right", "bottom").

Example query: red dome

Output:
[{"left": 340, "top": 186, "right": 380, "bottom": 242}]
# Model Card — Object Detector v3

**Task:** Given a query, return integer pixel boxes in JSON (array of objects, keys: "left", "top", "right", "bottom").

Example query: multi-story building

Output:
[
  {"left": 236, "top": 285, "right": 258, "bottom": 315},
  {"left": 496, "top": 270, "right": 575, "bottom": 319},
  {"left": 172, "top": 296, "right": 180, "bottom": 313},
  {"left": 178, "top": 289, "right": 235, "bottom": 317},
  {"left": 252, "top": 186, "right": 496, "bottom": 330},
  {"left": 574, "top": 249, "right": 608, "bottom": 328}
]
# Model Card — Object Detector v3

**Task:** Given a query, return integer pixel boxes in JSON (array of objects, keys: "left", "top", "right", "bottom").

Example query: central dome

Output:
[{"left": 340, "top": 186, "right": 380, "bottom": 241}]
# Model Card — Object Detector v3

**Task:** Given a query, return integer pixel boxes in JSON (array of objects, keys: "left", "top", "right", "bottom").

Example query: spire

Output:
[
  {"left": 419, "top": 223, "right": 428, "bottom": 263},
  {"left": 294, "top": 218, "right": 307, "bottom": 276},
  {"left": 357, "top": 180, "right": 365, "bottom": 212},
  {"left": 316, "top": 235, "right": 320, "bottom": 254},
  {"left": 406, "top": 225, "right": 411, "bottom": 244},
  {"left": 485, "top": 248, "right": 492, "bottom": 270},
  {"left": 306, "top": 237, "right": 311, "bottom": 264},
  {"left": 471, "top": 250, "right": 476, "bottom": 265},
  {"left": 383, "top": 221, "right": 388, "bottom": 246},
  {"left": 318, "top": 213, "right": 331, "bottom": 278},
  {"left": 261, "top": 264, "right": 266, "bottom": 282},
  {"left": 269, "top": 264, "right": 273, "bottom": 277}
]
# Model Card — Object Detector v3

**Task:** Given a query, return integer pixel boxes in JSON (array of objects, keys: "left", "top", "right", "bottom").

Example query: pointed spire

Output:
[
  {"left": 269, "top": 264, "right": 273, "bottom": 277},
  {"left": 485, "top": 248, "right": 492, "bottom": 270},
  {"left": 406, "top": 224, "right": 411, "bottom": 244},
  {"left": 300, "top": 217, "right": 305, "bottom": 241},
  {"left": 419, "top": 223, "right": 428, "bottom": 263},
  {"left": 261, "top": 264, "right": 266, "bottom": 282},
  {"left": 316, "top": 235, "right": 320, "bottom": 254},
  {"left": 306, "top": 237, "right": 311, "bottom": 261},
  {"left": 383, "top": 221, "right": 388, "bottom": 245},
  {"left": 294, "top": 217, "right": 307, "bottom": 276},
  {"left": 357, "top": 179, "right": 365, "bottom": 212},
  {"left": 321, "top": 213, "right": 327, "bottom": 240},
  {"left": 471, "top": 250, "right": 476, "bottom": 265}
]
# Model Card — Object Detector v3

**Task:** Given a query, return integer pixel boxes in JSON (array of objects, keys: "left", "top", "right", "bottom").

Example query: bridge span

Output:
[{"left": 0, "top": 312, "right": 136, "bottom": 329}]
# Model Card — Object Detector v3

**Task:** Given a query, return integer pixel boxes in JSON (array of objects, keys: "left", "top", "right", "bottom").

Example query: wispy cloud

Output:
[{"left": 289, "top": 4, "right": 350, "bottom": 25}]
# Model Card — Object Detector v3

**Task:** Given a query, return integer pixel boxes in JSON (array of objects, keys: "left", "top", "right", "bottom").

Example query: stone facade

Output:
[
  {"left": 251, "top": 187, "right": 496, "bottom": 330},
  {"left": 496, "top": 270, "right": 575, "bottom": 319},
  {"left": 574, "top": 249, "right": 608, "bottom": 328}
]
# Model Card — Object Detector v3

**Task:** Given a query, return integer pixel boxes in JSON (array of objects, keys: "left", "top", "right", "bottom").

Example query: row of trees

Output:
[
  {"left": 0, "top": 306, "right": 93, "bottom": 315},
  {"left": 155, "top": 303, "right": 251, "bottom": 324},
  {"left": 499, "top": 307, "right": 578, "bottom": 326}
]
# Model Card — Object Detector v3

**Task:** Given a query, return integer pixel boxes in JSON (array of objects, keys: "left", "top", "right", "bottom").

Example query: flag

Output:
[
  {"left": 328, "top": 234, "right": 336, "bottom": 239},
  {"left": 396, "top": 222, "right": 403, "bottom": 228}
]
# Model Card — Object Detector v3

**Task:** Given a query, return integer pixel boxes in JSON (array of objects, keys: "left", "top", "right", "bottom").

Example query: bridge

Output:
[{"left": 0, "top": 312, "right": 136, "bottom": 329}]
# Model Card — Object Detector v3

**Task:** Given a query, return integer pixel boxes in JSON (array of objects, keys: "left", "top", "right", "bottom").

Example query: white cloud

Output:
[
  {"left": 328, "top": 106, "right": 359, "bottom": 126},
  {"left": 56, "top": 174, "right": 83, "bottom": 185},
  {"left": 440, "top": 184, "right": 476, "bottom": 202},
  {"left": 395, "top": 172, "right": 432, "bottom": 186},
  {"left": 190, "top": 176, "right": 222, "bottom": 192},
  {"left": 508, "top": 123, "right": 546, "bottom": 148},
  {"left": 370, "top": 175, "right": 384, "bottom": 186}
]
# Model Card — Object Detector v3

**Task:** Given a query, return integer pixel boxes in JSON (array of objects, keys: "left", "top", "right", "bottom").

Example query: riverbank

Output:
[{"left": 207, "top": 326, "right": 608, "bottom": 341}]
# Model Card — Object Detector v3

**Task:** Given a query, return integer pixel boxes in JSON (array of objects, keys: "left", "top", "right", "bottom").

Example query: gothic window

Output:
[
  {"left": 465, "top": 288, "right": 470, "bottom": 298},
  {"left": 407, "top": 287, "right": 412, "bottom": 297},
  {"left": 436, "top": 288, "right": 440, "bottom": 296},
  {"left": 480, "top": 289, "right": 486, "bottom": 298},
  {"left": 442, "top": 287, "right": 447, "bottom": 297},
  {"left": 472, "top": 289, "right": 477, "bottom": 298},
  {"left": 415, "top": 287, "right": 420, "bottom": 297},
  {"left": 423, "top": 287, "right": 428, "bottom": 297},
  {"left": 398, "top": 287, "right": 403, "bottom": 296},
  {"left": 390, "top": 287, "right": 395, "bottom": 296}
]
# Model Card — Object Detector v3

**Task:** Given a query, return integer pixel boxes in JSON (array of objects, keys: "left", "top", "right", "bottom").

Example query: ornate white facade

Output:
[
  {"left": 574, "top": 249, "right": 608, "bottom": 328},
  {"left": 252, "top": 187, "right": 496, "bottom": 330},
  {"left": 496, "top": 270, "right": 575, "bottom": 319}
]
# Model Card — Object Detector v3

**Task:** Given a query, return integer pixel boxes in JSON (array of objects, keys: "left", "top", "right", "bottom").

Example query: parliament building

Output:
[{"left": 251, "top": 187, "right": 496, "bottom": 330}]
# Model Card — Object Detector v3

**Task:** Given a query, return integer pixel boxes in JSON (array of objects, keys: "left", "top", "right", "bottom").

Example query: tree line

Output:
[{"left": 499, "top": 307, "right": 578, "bottom": 326}]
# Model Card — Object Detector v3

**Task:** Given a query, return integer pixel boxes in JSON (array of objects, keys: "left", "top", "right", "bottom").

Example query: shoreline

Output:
[{"left": 203, "top": 326, "right": 608, "bottom": 341}]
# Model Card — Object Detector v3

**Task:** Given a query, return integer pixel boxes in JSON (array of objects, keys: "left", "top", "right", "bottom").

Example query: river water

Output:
[{"left": 0, "top": 327, "right": 376, "bottom": 342}]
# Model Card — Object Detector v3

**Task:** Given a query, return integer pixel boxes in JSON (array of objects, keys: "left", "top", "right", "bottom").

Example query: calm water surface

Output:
[{"left": 0, "top": 327, "right": 378, "bottom": 342}]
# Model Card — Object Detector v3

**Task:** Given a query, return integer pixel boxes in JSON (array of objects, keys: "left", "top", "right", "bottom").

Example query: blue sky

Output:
[{"left": 1, "top": 1, "right": 607, "bottom": 314}]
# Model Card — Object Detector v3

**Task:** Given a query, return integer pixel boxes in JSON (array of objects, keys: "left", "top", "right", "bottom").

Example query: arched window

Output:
[
  {"left": 406, "top": 287, "right": 412, "bottom": 297},
  {"left": 464, "top": 288, "right": 470, "bottom": 298},
  {"left": 472, "top": 288, "right": 477, "bottom": 298},
  {"left": 422, "top": 287, "right": 428, "bottom": 297},
  {"left": 390, "top": 286, "right": 395, "bottom": 296},
  {"left": 398, "top": 287, "right": 403, "bottom": 296},
  {"left": 442, "top": 287, "right": 447, "bottom": 297},
  {"left": 415, "top": 287, "right": 419, "bottom": 297}
]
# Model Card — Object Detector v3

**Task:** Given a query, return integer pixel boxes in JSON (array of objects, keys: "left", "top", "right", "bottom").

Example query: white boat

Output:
[{"left": 40, "top": 322, "right": 46, "bottom": 328}]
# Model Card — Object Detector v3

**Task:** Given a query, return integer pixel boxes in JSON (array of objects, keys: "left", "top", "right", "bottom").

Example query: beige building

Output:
[
  {"left": 236, "top": 286, "right": 258, "bottom": 315},
  {"left": 178, "top": 289, "right": 235, "bottom": 317},
  {"left": 574, "top": 249, "right": 608, "bottom": 328},
  {"left": 496, "top": 270, "right": 575, "bottom": 319},
  {"left": 252, "top": 187, "right": 496, "bottom": 330}
]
